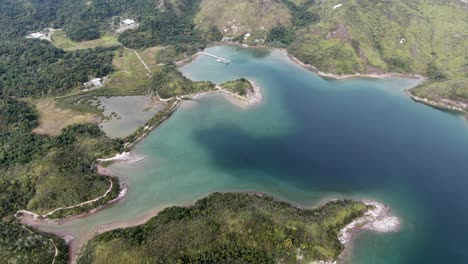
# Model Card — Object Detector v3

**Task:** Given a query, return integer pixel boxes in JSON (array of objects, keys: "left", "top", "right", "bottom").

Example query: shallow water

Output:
[
  {"left": 38, "top": 46, "right": 468, "bottom": 263},
  {"left": 90, "top": 96, "right": 164, "bottom": 138}
]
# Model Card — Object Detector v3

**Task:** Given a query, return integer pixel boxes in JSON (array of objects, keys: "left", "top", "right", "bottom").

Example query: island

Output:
[{"left": 218, "top": 78, "right": 263, "bottom": 106}]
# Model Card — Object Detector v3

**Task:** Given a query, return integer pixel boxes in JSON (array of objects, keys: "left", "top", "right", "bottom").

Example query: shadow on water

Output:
[
  {"left": 191, "top": 80, "right": 410, "bottom": 193},
  {"left": 189, "top": 66, "right": 468, "bottom": 263}
]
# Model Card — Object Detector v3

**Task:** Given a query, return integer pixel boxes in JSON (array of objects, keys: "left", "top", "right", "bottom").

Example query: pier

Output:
[{"left": 200, "top": 52, "right": 231, "bottom": 64}]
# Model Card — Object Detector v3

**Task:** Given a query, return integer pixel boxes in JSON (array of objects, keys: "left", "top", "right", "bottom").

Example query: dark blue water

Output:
[
  {"left": 43, "top": 45, "right": 468, "bottom": 264},
  {"left": 180, "top": 46, "right": 468, "bottom": 263}
]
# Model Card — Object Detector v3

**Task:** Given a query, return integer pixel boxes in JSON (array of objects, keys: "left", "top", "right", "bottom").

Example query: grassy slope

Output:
[
  {"left": 78, "top": 193, "right": 368, "bottom": 264},
  {"left": 289, "top": 0, "right": 467, "bottom": 109},
  {"left": 291, "top": 0, "right": 465, "bottom": 73},
  {"left": 101, "top": 46, "right": 163, "bottom": 96},
  {"left": 51, "top": 30, "right": 120, "bottom": 51},
  {"left": 193, "top": 0, "right": 466, "bottom": 110},
  {"left": 195, "top": 0, "right": 291, "bottom": 40},
  {"left": 31, "top": 98, "right": 97, "bottom": 136}
]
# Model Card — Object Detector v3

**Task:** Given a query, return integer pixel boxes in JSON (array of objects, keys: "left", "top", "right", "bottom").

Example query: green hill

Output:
[
  {"left": 0, "top": 98, "right": 122, "bottom": 219},
  {"left": 191, "top": 0, "right": 468, "bottom": 112},
  {"left": 79, "top": 193, "right": 368, "bottom": 264},
  {"left": 287, "top": 0, "right": 467, "bottom": 111},
  {"left": 195, "top": 0, "right": 292, "bottom": 40}
]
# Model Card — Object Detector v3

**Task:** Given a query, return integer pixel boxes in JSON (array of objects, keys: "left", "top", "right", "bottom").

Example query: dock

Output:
[{"left": 200, "top": 52, "right": 231, "bottom": 64}]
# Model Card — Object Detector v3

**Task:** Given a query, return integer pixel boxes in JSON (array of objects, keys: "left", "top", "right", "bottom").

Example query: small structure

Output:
[
  {"left": 122, "top": 19, "right": 135, "bottom": 26},
  {"left": 244, "top": 32, "right": 251, "bottom": 40},
  {"left": 333, "top": 4, "right": 343, "bottom": 10},
  {"left": 116, "top": 19, "right": 138, "bottom": 33},
  {"left": 83, "top": 78, "right": 103, "bottom": 89},
  {"left": 25, "top": 28, "right": 56, "bottom": 41},
  {"left": 200, "top": 52, "right": 231, "bottom": 64}
]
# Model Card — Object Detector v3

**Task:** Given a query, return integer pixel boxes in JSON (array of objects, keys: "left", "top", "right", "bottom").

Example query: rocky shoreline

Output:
[
  {"left": 286, "top": 51, "right": 425, "bottom": 81},
  {"left": 217, "top": 79, "right": 263, "bottom": 107},
  {"left": 339, "top": 200, "right": 400, "bottom": 245},
  {"left": 405, "top": 90, "right": 467, "bottom": 114}
]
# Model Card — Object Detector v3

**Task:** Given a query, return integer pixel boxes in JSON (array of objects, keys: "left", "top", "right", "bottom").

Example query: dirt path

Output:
[
  {"left": 130, "top": 48, "right": 152, "bottom": 77},
  {"left": 16, "top": 179, "right": 114, "bottom": 219},
  {"left": 21, "top": 225, "right": 59, "bottom": 264}
]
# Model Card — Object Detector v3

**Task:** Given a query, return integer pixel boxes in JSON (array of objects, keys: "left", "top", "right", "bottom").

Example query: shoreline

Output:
[
  {"left": 405, "top": 89, "right": 467, "bottom": 114},
  {"left": 217, "top": 79, "right": 263, "bottom": 108},
  {"left": 63, "top": 190, "right": 400, "bottom": 264},
  {"left": 15, "top": 43, "right": 410, "bottom": 263},
  {"left": 212, "top": 41, "right": 426, "bottom": 81},
  {"left": 16, "top": 175, "right": 128, "bottom": 225},
  {"left": 124, "top": 99, "right": 181, "bottom": 149},
  {"left": 15, "top": 166, "right": 129, "bottom": 264},
  {"left": 285, "top": 51, "right": 425, "bottom": 81},
  {"left": 210, "top": 43, "right": 468, "bottom": 116},
  {"left": 339, "top": 200, "right": 400, "bottom": 245}
]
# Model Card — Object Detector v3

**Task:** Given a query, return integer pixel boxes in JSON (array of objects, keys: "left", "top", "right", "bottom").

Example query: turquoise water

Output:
[{"left": 39, "top": 46, "right": 468, "bottom": 263}]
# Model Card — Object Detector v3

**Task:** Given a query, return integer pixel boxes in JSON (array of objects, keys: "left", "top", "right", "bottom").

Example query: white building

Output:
[
  {"left": 122, "top": 19, "right": 135, "bottom": 26},
  {"left": 25, "top": 28, "right": 56, "bottom": 41},
  {"left": 83, "top": 78, "right": 103, "bottom": 89}
]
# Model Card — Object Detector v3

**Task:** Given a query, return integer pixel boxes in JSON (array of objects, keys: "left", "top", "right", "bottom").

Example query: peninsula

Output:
[{"left": 1, "top": 1, "right": 466, "bottom": 264}]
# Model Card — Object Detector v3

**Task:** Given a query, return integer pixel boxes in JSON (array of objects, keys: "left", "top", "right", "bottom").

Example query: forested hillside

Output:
[
  {"left": 79, "top": 193, "right": 368, "bottom": 264},
  {"left": 0, "top": 98, "right": 122, "bottom": 220},
  {"left": 0, "top": 40, "right": 115, "bottom": 96},
  {"left": 0, "top": 222, "right": 67, "bottom": 264},
  {"left": 151, "top": 64, "right": 216, "bottom": 98}
]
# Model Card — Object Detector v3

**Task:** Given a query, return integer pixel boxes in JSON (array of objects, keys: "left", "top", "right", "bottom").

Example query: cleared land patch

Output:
[
  {"left": 51, "top": 30, "right": 120, "bottom": 51},
  {"left": 97, "top": 46, "right": 163, "bottom": 96},
  {"left": 32, "top": 99, "right": 97, "bottom": 136}
]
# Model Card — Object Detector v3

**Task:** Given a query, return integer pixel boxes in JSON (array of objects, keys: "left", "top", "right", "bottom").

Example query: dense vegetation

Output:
[
  {"left": 119, "top": 0, "right": 206, "bottom": 48},
  {"left": 0, "top": 222, "right": 67, "bottom": 264},
  {"left": 151, "top": 64, "right": 216, "bottom": 99},
  {"left": 156, "top": 45, "right": 202, "bottom": 64},
  {"left": 221, "top": 78, "right": 254, "bottom": 96},
  {"left": 282, "top": 0, "right": 319, "bottom": 28},
  {"left": 266, "top": 25, "right": 295, "bottom": 47},
  {"left": 0, "top": 97, "right": 122, "bottom": 220},
  {"left": 79, "top": 193, "right": 368, "bottom": 264},
  {"left": 0, "top": 40, "right": 115, "bottom": 96},
  {"left": 0, "top": 0, "right": 465, "bottom": 262}
]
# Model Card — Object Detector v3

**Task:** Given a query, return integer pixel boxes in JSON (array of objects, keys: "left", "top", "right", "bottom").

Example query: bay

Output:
[{"left": 38, "top": 45, "right": 468, "bottom": 263}]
